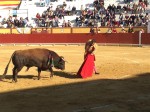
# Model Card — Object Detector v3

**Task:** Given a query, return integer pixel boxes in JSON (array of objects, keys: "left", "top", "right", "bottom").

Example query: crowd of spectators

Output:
[
  {"left": 0, "top": 16, "right": 35, "bottom": 28},
  {"left": 0, "top": 0, "right": 149, "bottom": 31},
  {"left": 34, "top": 0, "right": 149, "bottom": 28},
  {"left": 76, "top": 0, "right": 149, "bottom": 27}
]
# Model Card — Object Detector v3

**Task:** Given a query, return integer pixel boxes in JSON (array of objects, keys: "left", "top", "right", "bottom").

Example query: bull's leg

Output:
[
  {"left": 37, "top": 68, "right": 41, "bottom": 80},
  {"left": 49, "top": 67, "right": 53, "bottom": 78},
  {"left": 12, "top": 66, "right": 23, "bottom": 82}
]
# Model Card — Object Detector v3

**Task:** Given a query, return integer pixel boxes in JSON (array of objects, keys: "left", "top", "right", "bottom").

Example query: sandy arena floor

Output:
[{"left": 0, "top": 45, "right": 150, "bottom": 112}]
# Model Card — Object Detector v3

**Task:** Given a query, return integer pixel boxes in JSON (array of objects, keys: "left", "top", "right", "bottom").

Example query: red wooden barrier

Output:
[{"left": 0, "top": 33, "right": 149, "bottom": 45}]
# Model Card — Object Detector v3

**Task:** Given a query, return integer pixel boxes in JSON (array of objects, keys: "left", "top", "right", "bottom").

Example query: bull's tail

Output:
[{"left": 1, "top": 52, "right": 15, "bottom": 79}]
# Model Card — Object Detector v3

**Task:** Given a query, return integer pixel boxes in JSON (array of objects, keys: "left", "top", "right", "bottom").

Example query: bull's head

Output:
[{"left": 54, "top": 56, "right": 66, "bottom": 70}]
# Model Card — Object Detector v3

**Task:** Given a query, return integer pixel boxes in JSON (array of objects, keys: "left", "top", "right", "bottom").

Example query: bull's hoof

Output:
[
  {"left": 50, "top": 76, "right": 53, "bottom": 78},
  {"left": 0, "top": 76, "right": 5, "bottom": 80},
  {"left": 12, "top": 79, "right": 17, "bottom": 83}
]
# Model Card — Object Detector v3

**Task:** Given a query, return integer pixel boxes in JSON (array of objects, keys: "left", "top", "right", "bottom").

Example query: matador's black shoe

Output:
[{"left": 95, "top": 72, "right": 100, "bottom": 75}]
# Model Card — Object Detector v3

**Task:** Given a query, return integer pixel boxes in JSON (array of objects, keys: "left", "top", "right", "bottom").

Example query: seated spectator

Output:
[
  {"left": 126, "top": 4, "right": 131, "bottom": 13},
  {"left": 93, "top": 0, "right": 99, "bottom": 6},
  {"left": 116, "top": 4, "right": 122, "bottom": 13},
  {"left": 124, "top": 11, "right": 129, "bottom": 19},
  {"left": 107, "top": 4, "right": 112, "bottom": 12},
  {"left": 122, "top": 5, "right": 127, "bottom": 12},
  {"left": 52, "top": 18, "right": 57, "bottom": 27},
  {"left": 26, "top": 18, "right": 37, "bottom": 28},
  {"left": 58, "top": 17, "right": 64, "bottom": 27},
  {"left": 36, "top": 13, "right": 41, "bottom": 26},
  {"left": 84, "top": 19, "right": 89, "bottom": 26},
  {"left": 139, "top": 13, "right": 144, "bottom": 20},
  {"left": 67, "top": 20, "right": 72, "bottom": 27},
  {"left": 140, "top": 1, "right": 146, "bottom": 12},
  {"left": 45, "top": 15, "right": 50, "bottom": 27},
  {"left": 100, "top": 0, "right": 104, "bottom": 5},
  {"left": 132, "top": 3, "right": 138, "bottom": 14},
  {"left": 106, "top": 19, "right": 111, "bottom": 27},
  {"left": 101, "top": 19, "right": 105, "bottom": 26},
  {"left": 75, "top": 17, "right": 79, "bottom": 25},
  {"left": 89, "top": 19, "right": 95, "bottom": 27},
  {"left": 63, "top": 2, "right": 67, "bottom": 8},
  {"left": 14, "top": 17, "right": 20, "bottom": 27},
  {"left": 36, "top": 13, "right": 41, "bottom": 20},
  {"left": 137, "top": 17, "right": 142, "bottom": 26},
  {"left": 62, "top": 20, "right": 67, "bottom": 27},
  {"left": 72, "top": 6, "right": 76, "bottom": 15},
  {"left": 129, "top": 19, "right": 134, "bottom": 26},
  {"left": 114, "top": 19, "right": 119, "bottom": 27},
  {"left": 119, "top": 13, "right": 123, "bottom": 21},
  {"left": 7, "top": 21, "right": 13, "bottom": 28},
  {"left": 1, "top": 18, "right": 7, "bottom": 28},
  {"left": 80, "top": 15, "right": 85, "bottom": 26},
  {"left": 141, "top": 18, "right": 146, "bottom": 26},
  {"left": 95, "top": 2, "right": 101, "bottom": 11},
  {"left": 144, "top": 0, "right": 148, "bottom": 7},
  {"left": 19, "top": 17, "right": 25, "bottom": 28},
  {"left": 111, "top": 4, "right": 116, "bottom": 14},
  {"left": 145, "top": 13, "right": 149, "bottom": 25},
  {"left": 23, "top": 17, "right": 29, "bottom": 26}
]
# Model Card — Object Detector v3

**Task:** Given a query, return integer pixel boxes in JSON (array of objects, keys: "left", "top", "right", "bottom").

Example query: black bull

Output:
[{"left": 1, "top": 48, "right": 65, "bottom": 82}]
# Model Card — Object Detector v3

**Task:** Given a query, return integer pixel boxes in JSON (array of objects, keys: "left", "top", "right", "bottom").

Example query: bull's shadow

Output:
[
  {"left": 0, "top": 74, "right": 36, "bottom": 83},
  {"left": 0, "top": 71, "right": 79, "bottom": 81},
  {"left": 1, "top": 74, "right": 35, "bottom": 80}
]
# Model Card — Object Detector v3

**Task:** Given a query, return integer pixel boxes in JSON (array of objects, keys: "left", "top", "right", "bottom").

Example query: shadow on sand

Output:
[
  {"left": 0, "top": 70, "right": 79, "bottom": 81},
  {"left": 0, "top": 72, "right": 150, "bottom": 112}
]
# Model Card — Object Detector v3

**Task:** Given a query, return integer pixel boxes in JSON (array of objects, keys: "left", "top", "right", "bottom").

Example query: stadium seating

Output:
[{"left": 0, "top": 0, "right": 149, "bottom": 28}]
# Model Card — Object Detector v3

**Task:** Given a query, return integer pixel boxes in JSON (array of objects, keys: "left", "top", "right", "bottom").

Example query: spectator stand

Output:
[{"left": 0, "top": 0, "right": 149, "bottom": 28}]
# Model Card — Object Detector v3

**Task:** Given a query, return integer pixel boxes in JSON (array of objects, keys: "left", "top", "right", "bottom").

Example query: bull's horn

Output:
[{"left": 60, "top": 56, "right": 68, "bottom": 63}]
